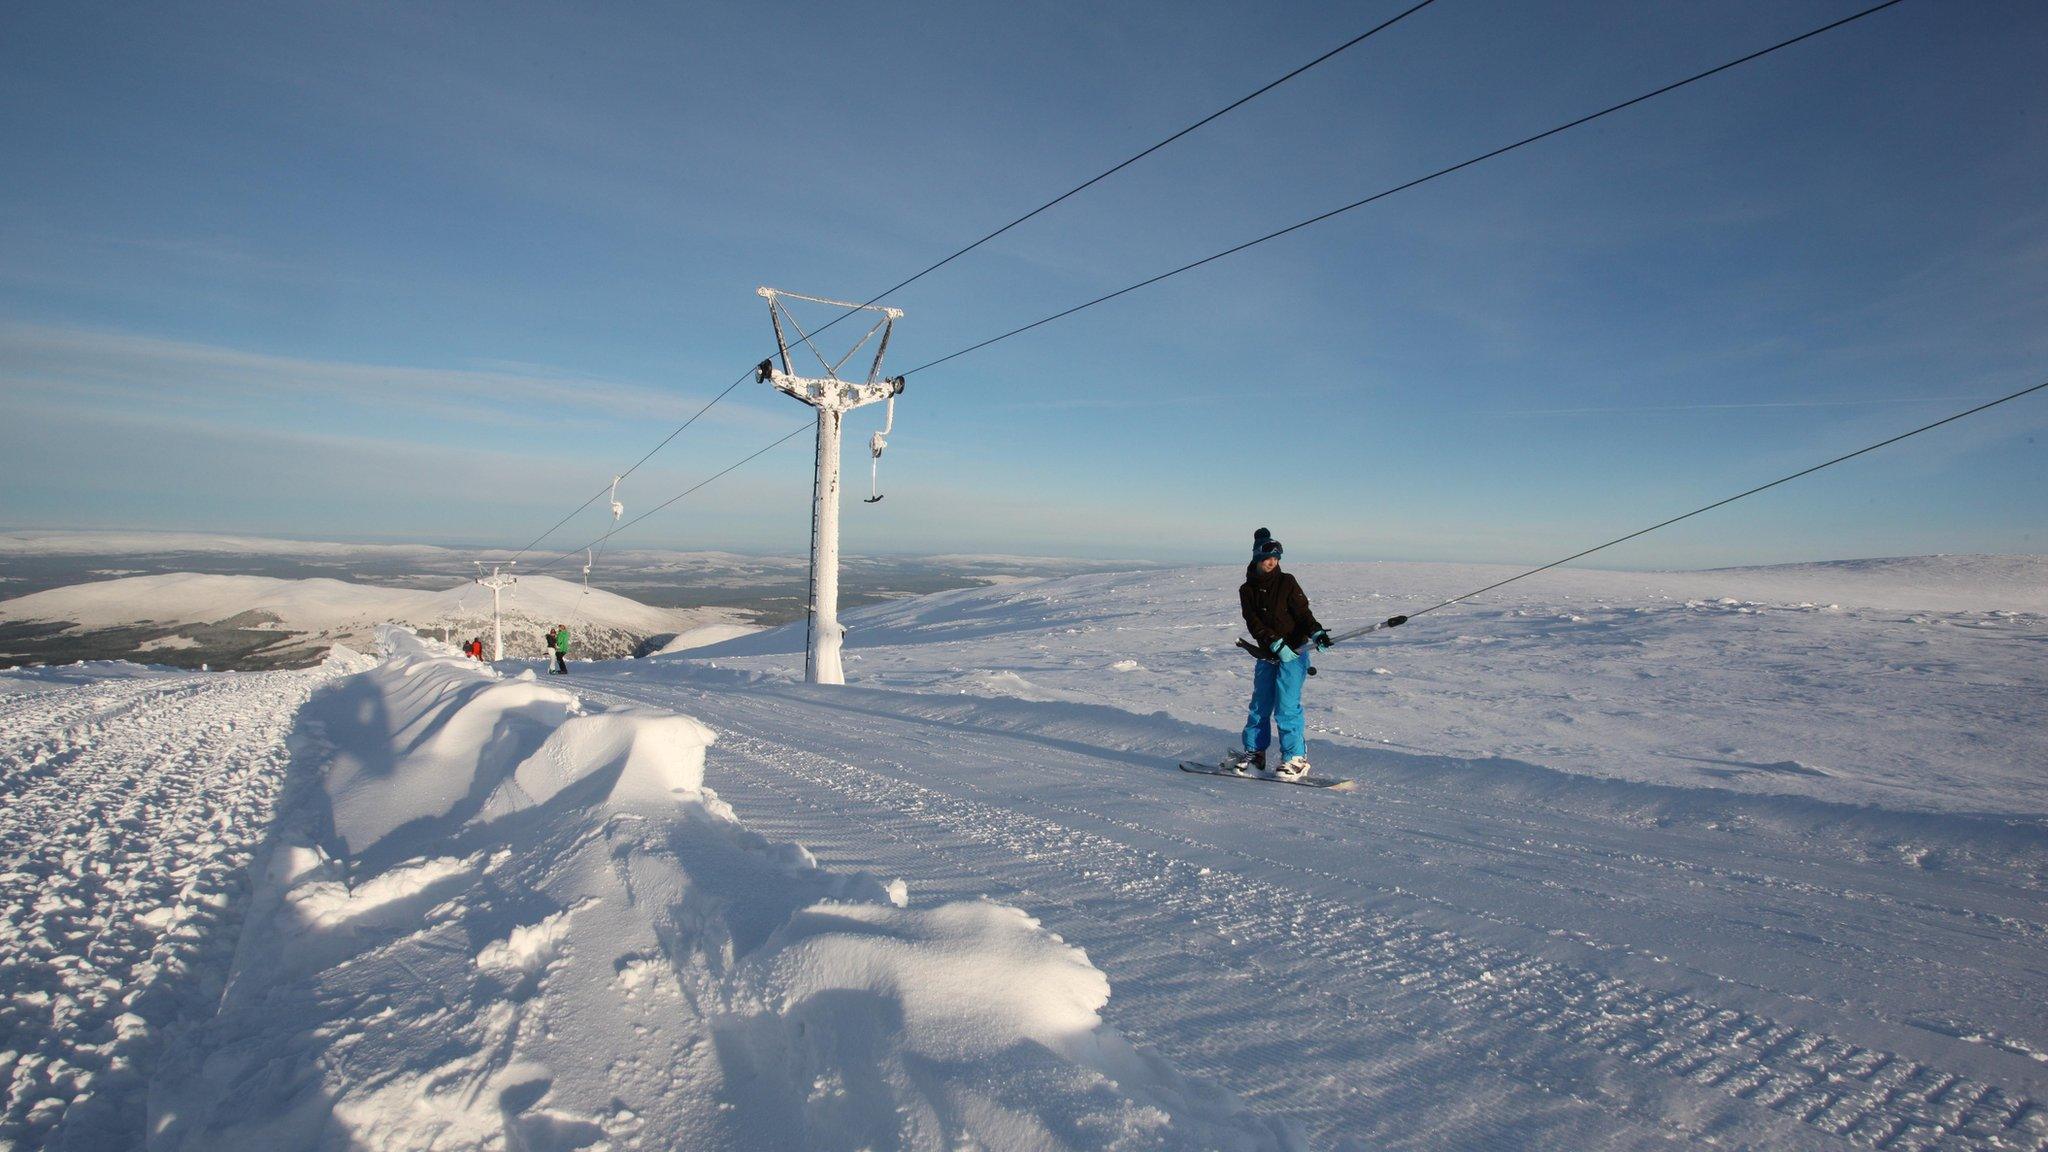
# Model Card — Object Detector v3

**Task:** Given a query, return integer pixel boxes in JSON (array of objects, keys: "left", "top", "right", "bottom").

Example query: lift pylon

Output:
[
  {"left": 754, "top": 287, "right": 907, "bottom": 685},
  {"left": 473, "top": 562, "right": 517, "bottom": 662}
]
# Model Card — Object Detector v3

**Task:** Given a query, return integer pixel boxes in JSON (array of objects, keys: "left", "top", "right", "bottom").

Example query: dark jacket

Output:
[{"left": 1239, "top": 563, "right": 1323, "bottom": 651}]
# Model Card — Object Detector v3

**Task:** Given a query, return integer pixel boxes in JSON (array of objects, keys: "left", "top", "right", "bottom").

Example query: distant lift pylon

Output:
[{"left": 755, "top": 286, "right": 907, "bottom": 685}]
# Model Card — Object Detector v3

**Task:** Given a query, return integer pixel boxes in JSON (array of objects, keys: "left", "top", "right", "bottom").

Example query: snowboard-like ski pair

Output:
[{"left": 1177, "top": 758, "right": 1356, "bottom": 791}]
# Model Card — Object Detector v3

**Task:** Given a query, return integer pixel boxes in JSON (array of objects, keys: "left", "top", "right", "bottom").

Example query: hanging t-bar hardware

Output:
[
  {"left": 756, "top": 287, "right": 909, "bottom": 685},
  {"left": 865, "top": 376, "right": 904, "bottom": 503}
]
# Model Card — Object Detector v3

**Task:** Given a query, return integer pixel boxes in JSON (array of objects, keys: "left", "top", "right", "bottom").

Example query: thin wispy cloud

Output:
[
  {"left": 0, "top": 322, "right": 790, "bottom": 437},
  {"left": 1481, "top": 396, "right": 1992, "bottom": 417}
]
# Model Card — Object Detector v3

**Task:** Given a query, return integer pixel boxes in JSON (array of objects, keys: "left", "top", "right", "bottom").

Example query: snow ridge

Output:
[{"left": 150, "top": 629, "right": 1286, "bottom": 1150}]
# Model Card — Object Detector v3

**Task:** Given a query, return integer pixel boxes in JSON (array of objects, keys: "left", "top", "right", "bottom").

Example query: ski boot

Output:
[
  {"left": 1273, "top": 756, "right": 1311, "bottom": 781},
  {"left": 1221, "top": 749, "right": 1266, "bottom": 776}
]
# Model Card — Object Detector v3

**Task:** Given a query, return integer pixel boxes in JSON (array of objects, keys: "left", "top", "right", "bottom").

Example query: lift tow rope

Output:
[
  {"left": 903, "top": 0, "right": 1911, "bottom": 380},
  {"left": 1261, "top": 376, "right": 2048, "bottom": 655},
  {"left": 489, "top": 3, "right": 1440, "bottom": 570}
]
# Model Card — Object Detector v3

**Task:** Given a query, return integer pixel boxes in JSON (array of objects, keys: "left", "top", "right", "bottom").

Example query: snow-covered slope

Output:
[
  {"left": 682, "top": 555, "right": 2047, "bottom": 815},
  {"left": 3, "top": 556, "right": 2041, "bottom": 1150},
  {"left": 0, "top": 649, "right": 374, "bottom": 1148},
  {"left": 651, "top": 621, "right": 764, "bottom": 655},
  {"left": 147, "top": 630, "right": 1285, "bottom": 1150},
  {"left": 583, "top": 555, "right": 2046, "bottom": 1148},
  {"left": 0, "top": 572, "right": 743, "bottom": 664}
]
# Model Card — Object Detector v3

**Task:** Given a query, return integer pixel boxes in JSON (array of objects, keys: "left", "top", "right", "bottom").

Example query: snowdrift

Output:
[
  {"left": 153, "top": 628, "right": 1286, "bottom": 1150},
  {"left": 650, "top": 621, "right": 762, "bottom": 656}
]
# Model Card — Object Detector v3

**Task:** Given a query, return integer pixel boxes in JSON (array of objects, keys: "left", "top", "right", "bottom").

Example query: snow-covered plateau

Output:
[
  {"left": 0, "top": 572, "right": 750, "bottom": 667},
  {"left": 0, "top": 555, "right": 2042, "bottom": 1151}
]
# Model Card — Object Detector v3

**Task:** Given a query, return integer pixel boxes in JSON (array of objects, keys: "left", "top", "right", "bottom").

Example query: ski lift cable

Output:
[
  {"left": 500, "top": 0, "right": 1902, "bottom": 570},
  {"left": 832, "top": 314, "right": 895, "bottom": 377},
  {"left": 774, "top": 297, "right": 845, "bottom": 378},
  {"left": 492, "top": 3, "right": 1440, "bottom": 565},
  {"left": 527, "top": 422, "right": 816, "bottom": 575},
  {"left": 788, "top": 0, "right": 1445, "bottom": 352},
  {"left": 567, "top": 478, "right": 626, "bottom": 631},
  {"left": 900, "top": 0, "right": 1910, "bottom": 379},
  {"left": 524, "top": 374, "right": 2047, "bottom": 600},
  {"left": 1316, "top": 376, "right": 2048, "bottom": 642},
  {"left": 499, "top": 366, "right": 755, "bottom": 564}
]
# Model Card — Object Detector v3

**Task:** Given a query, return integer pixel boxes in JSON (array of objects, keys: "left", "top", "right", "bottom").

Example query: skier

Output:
[
  {"left": 551, "top": 624, "right": 570, "bottom": 675},
  {"left": 542, "top": 627, "right": 555, "bottom": 666},
  {"left": 1223, "top": 528, "right": 1331, "bottom": 779}
]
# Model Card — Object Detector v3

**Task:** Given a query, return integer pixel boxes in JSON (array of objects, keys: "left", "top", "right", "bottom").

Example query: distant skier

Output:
[
  {"left": 542, "top": 627, "right": 556, "bottom": 666},
  {"left": 1222, "top": 528, "right": 1331, "bottom": 780},
  {"left": 551, "top": 624, "right": 570, "bottom": 674}
]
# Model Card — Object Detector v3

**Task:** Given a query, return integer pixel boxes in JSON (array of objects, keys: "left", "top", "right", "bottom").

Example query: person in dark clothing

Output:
[{"left": 1225, "top": 528, "right": 1331, "bottom": 778}]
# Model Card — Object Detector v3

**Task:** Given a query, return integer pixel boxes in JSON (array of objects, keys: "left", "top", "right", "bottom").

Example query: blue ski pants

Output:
[{"left": 1242, "top": 650, "right": 1309, "bottom": 761}]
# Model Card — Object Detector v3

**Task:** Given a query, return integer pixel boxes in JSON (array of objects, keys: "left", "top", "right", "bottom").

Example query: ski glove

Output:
[
  {"left": 1312, "top": 629, "right": 1333, "bottom": 650},
  {"left": 1269, "top": 639, "right": 1300, "bottom": 664}
]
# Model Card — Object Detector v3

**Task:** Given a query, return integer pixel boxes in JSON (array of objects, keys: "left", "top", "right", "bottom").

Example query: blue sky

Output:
[{"left": 3, "top": 0, "right": 2043, "bottom": 567}]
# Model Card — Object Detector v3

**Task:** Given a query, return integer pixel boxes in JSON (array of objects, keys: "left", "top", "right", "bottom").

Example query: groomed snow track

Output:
[
  {"left": 0, "top": 660, "right": 359, "bottom": 1150},
  {"left": 584, "top": 670, "right": 2048, "bottom": 1151}
]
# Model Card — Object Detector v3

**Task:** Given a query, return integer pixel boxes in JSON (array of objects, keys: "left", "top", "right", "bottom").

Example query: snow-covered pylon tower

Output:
[
  {"left": 473, "top": 562, "right": 516, "bottom": 661},
  {"left": 755, "top": 286, "right": 906, "bottom": 685}
]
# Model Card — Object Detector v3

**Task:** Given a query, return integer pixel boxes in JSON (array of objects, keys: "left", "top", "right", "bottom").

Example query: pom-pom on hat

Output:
[{"left": 1252, "top": 527, "right": 1284, "bottom": 560}]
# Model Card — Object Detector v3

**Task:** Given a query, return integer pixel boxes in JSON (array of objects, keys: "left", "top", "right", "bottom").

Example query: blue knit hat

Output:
[{"left": 1252, "top": 527, "right": 1283, "bottom": 560}]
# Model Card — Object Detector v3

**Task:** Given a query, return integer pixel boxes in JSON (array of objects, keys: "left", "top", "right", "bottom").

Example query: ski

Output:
[{"left": 1178, "top": 760, "right": 1356, "bottom": 791}]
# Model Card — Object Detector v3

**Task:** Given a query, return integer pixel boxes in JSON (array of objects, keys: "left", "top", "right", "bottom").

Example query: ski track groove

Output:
[
  {"left": 584, "top": 679, "right": 2046, "bottom": 1152},
  {"left": 0, "top": 665, "right": 339, "bottom": 1150},
  {"left": 692, "top": 681, "right": 2047, "bottom": 1053},
  {"left": 700, "top": 734, "right": 1606, "bottom": 1147}
]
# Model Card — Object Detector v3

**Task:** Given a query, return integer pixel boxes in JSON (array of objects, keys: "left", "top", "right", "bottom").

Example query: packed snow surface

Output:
[
  {"left": 0, "top": 649, "right": 374, "bottom": 1148},
  {"left": 1, "top": 555, "right": 2042, "bottom": 1150}
]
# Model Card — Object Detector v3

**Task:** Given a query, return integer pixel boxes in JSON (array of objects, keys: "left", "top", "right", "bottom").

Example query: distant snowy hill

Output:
[
  {"left": 0, "top": 529, "right": 457, "bottom": 558},
  {"left": 1700, "top": 553, "right": 2048, "bottom": 611},
  {"left": 0, "top": 572, "right": 748, "bottom": 666}
]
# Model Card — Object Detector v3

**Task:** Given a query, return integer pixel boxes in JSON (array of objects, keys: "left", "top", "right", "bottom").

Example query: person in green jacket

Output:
[{"left": 551, "top": 624, "right": 570, "bottom": 674}]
